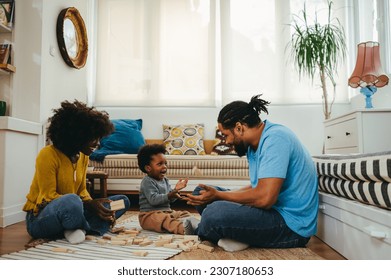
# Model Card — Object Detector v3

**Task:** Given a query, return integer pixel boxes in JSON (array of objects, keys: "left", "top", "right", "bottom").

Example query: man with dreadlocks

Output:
[
  {"left": 23, "top": 100, "right": 130, "bottom": 245},
  {"left": 184, "top": 94, "right": 318, "bottom": 252}
]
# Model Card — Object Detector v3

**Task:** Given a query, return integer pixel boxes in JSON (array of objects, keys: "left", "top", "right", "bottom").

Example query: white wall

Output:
[
  {"left": 11, "top": 1, "right": 43, "bottom": 121},
  {"left": 0, "top": 118, "right": 42, "bottom": 227},
  {"left": 11, "top": 0, "right": 89, "bottom": 123},
  {"left": 100, "top": 103, "right": 351, "bottom": 156},
  {"left": 350, "top": 86, "right": 391, "bottom": 110},
  {"left": 39, "top": 0, "right": 89, "bottom": 122}
]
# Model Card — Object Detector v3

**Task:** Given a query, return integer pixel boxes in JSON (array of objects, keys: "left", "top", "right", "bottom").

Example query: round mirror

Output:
[
  {"left": 63, "top": 18, "right": 77, "bottom": 59},
  {"left": 56, "top": 7, "right": 88, "bottom": 69}
]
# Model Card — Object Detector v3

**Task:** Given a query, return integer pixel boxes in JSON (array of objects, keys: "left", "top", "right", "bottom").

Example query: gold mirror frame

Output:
[{"left": 56, "top": 7, "right": 88, "bottom": 69}]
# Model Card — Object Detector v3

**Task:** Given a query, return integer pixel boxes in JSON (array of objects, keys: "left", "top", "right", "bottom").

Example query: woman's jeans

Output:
[
  {"left": 193, "top": 186, "right": 310, "bottom": 248},
  {"left": 26, "top": 193, "right": 130, "bottom": 239}
]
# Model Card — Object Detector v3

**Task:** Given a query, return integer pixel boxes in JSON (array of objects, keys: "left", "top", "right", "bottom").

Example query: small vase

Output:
[{"left": 0, "top": 100, "right": 6, "bottom": 116}]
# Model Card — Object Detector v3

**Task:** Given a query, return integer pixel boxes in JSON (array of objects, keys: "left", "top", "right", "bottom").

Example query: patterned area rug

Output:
[
  {"left": 0, "top": 211, "right": 184, "bottom": 260},
  {"left": 0, "top": 211, "right": 324, "bottom": 260}
]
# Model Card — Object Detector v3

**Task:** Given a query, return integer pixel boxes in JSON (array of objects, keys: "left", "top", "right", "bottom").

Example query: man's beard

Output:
[{"left": 234, "top": 141, "right": 248, "bottom": 157}]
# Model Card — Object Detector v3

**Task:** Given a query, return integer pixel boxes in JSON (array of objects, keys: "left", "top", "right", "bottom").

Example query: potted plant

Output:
[{"left": 287, "top": 0, "right": 346, "bottom": 120}]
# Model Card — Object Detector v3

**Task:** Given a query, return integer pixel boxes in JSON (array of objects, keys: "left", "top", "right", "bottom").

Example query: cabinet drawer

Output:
[
  {"left": 325, "top": 118, "right": 358, "bottom": 150},
  {"left": 324, "top": 146, "right": 359, "bottom": 154}
]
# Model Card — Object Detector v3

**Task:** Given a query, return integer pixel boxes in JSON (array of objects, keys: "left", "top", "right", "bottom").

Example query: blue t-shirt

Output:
[{"left": 247, "top": 120, "right": 318, "bottom": 237}]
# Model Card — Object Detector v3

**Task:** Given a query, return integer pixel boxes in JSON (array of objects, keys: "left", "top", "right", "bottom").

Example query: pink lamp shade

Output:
[{"left": 348, "top": 41, "right": 389, "bottom": 88}]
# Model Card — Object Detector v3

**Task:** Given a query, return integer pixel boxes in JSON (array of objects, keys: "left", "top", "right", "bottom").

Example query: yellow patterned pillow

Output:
[{"left": 163, "top": 124, "right": 205, "bottom": 155}]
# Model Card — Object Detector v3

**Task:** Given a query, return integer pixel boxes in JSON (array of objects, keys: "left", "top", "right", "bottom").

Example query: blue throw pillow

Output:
[{"left": 90, "top": 119, "right": 145, "bottom": 161}]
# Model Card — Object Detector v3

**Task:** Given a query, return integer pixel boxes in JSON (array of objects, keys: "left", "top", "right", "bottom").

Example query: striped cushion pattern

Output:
[
  {"left": 89, "top": 154, "right": 249, "bottom": 179},
  {"left": 313, "top": 151, "right": 391, "bottom": 210}
]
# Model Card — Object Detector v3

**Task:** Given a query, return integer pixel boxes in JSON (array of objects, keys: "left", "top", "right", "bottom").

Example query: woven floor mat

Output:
[{"left": 1, "top": 211, "right": 187, "bottom": 260}]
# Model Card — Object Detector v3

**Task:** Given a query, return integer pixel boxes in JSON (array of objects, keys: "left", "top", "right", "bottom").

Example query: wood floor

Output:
[{"left": 0, "top": 199, "right": 346, "bottom": 259}]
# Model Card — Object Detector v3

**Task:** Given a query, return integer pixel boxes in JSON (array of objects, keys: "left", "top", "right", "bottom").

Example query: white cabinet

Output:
[
  {"left": 0, "top": 117, "right": 42, "bottom": 227},
  {"left": 324, "top": 109, "right": 391, "bottom": 154}
]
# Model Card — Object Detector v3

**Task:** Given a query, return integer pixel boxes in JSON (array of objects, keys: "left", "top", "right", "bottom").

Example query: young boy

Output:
[{"left": 137, "top": 144, "right": 199, "bottom": 235}]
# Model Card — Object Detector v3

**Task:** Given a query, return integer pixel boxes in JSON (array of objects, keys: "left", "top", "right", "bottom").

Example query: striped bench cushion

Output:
[
  {"left": 313, "top": 151, "right": 391, "bottom": 210},
  {"left": 89, "top": 154, "right": 249, "bottom": 179}
]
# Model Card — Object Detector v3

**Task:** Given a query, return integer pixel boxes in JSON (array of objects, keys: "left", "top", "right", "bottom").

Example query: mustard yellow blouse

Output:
[{"left": 23, "top": 145, "right": 92, "bottom": 215}]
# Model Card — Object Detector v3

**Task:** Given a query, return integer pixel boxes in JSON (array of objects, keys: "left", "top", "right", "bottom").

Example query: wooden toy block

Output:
[
  {"left": 111, "top": 226, "right": 125, "bottom": 233},
  {"left": 111, "top": 236, "right": 127, "bottom": 242},
  {"left": 118, "top": 233, "right": 134, "bottom": 237},
  {"left": 154, "top": 239, "right": 171, "bottom": 247},
  {"left": 184, "top": 240, "right": 194, "bottom": 247},
  {"left": 97, "top": 239, "right": 108, "bottom": 245},
  {"left": 110, "top": 199, "right": 125, "bottom": 211},
  {"left": 121, "top": 232, "right": 138, "bottom": 237},
  {"left": 133, "top": 251, "right": 148, "bottom": 257},
  {"left": 52, "top": 247, "right": 74, "bottom": 253},
  {"left": 163, "top": 243, "right": 178, "bottom": 249},
  {"left": 133, "top": 238, "right": 145, "bottom": 245},
  {"left": 198, "top": 243, "right": 214, "bottom": 252},
  {"left": 139, "top": 240, "right": 153, "bottom": 247},
  {"left": 178, "top": 243, "right": 191, "bottom": 252},
  {"left": 124, "top": 229, "right": 140, "bottom": 235},
  {"left": 184, "top": 235, "right": 199, "bottom": 241},
  {"left": 125, "top": 239, "right": 134, "bottom": 245},
  {"left": 85, "top": 235, "right": 97, "bottom": 240},
  {"left": 111, "top": 240, "right": 126, "bottom": 246}
]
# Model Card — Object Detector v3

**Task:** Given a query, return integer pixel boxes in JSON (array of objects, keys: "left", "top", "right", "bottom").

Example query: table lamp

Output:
[{"left": 348, "top": 41, "right": 389, "bottom": 108}]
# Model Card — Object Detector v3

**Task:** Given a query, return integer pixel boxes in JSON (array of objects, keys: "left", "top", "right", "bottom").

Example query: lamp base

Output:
[{"left": 360, "top": 86, "right": 377, "bottom": 109}]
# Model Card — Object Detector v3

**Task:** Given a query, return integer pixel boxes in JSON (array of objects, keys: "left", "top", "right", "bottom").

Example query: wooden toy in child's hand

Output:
[{"left": 110, "top": 199, "right": 125, "bottom": 211}]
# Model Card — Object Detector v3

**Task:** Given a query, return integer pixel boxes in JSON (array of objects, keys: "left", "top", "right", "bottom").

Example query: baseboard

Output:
[{"left": 0, "top": 203, "right": 26, "bottom": 227}]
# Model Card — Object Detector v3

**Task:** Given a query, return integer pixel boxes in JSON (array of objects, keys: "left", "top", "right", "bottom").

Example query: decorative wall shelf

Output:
[
  {"left": 0, "top": 20, "right": 15, "bottom": 75},
  {"left": 0, "top": 116, "right": 43, "bottom": 135},
  {"left": 0, "top": 63, "right": 15, "bottom": 73},
  {"left": 0, "top": 23, "right": 11, "bottom": 33}
]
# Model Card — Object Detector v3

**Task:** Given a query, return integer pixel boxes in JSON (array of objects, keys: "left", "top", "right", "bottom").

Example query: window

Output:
[
  {"left": 221, "top": 0, "right": 349, "bottom": 105},
  {"left": 95, "top": 0, "right": 214, "bottom": 106},
  {"left": 94, "top": 0, "right": 350, "bottom": 107},
  {"left": 347, "top": 0, "right": 391, "bottom": 97},
  {"left": 352, "top": 0, "right": 391, "bottom": 73}
]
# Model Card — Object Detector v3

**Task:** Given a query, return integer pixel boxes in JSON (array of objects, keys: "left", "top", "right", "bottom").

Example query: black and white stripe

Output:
[
  {"left": 314, "top": 151, "right": 391, "bottom": 210},
  {"left": 318, "top": 176, "right": 391, "bottom": 209},
  {"left": 314, "top": 152, "right": 391, "bottom": 183}
]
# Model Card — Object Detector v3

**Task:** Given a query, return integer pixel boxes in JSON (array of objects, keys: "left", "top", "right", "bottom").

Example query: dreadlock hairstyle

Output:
[
  {"left": 47, "top": 100, "right": 114, "bottom": 157},
  {"left": 137, "top": 144, "right": 167, "bottom": 173},
  {"left": 217, "top": 94, "right": 270, "bottom": 129}
]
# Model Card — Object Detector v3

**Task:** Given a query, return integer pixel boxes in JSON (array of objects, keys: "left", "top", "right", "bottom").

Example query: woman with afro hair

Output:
[{"left": 23, "top": 100, "right": 130, "bottom": 244}]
